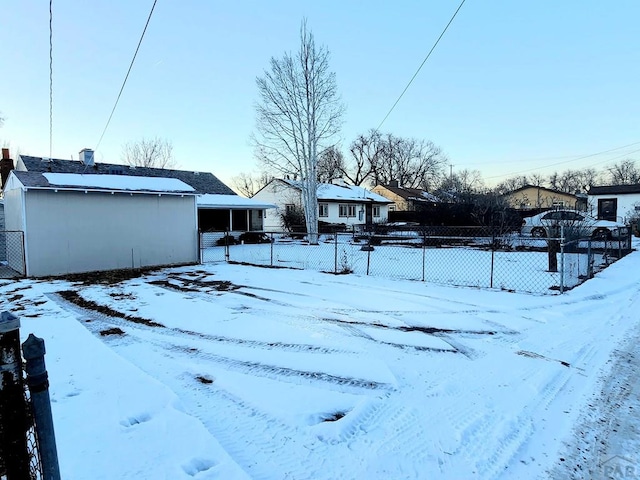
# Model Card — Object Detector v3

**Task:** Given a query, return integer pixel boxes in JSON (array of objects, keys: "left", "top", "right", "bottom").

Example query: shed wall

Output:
[{"left": 24, "top": 190, "right": 197, "bottom": 276}]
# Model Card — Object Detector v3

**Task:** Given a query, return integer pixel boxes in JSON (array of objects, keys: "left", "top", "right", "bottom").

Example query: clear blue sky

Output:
[{"left": 1, "top": 1, "right": 639, "bottom": 190}]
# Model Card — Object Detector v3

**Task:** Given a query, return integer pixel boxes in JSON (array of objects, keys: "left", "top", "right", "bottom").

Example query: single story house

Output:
[
  {"left": 588, "top": 184, "right": 640, "bottom": 223},
  {"left": 371, "top": 181, "right": 440, "bottom": 212},
  {"left": 3, "top": 171, "right": 199, "bottom": 277},
  {"left": 503, "top": 185, "right": 586, "bottom": 212},
  {"left": 15, "top": 150, "right": 272, "bottom": 233},
  {"left": 252, "top": 178, "right": 393, "bottom": 232}
]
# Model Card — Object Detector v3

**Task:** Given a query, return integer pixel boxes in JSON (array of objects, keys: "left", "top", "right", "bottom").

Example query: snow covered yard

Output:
[{"left": 2, "top": 244, "right": 640, "bottom": 479}]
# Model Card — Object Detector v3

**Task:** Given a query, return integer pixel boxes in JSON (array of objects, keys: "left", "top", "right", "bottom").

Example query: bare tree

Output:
[
  {"left": 232, "top": 171, "right": 271, "bottom": 197},
  {"left": 495, "top": 175, "right": 529, "bottom": 195},
  {"left": 121, "top": 137, "right": 176, "bottom": 169},
  {"left": 0, "top": 112, "right": 4, "bottom": 128},
  {"left": 436, "top": 169, "right": 485, "bottom": 201},
  {"left": 607, "top": 159, "right": 640, "bottom": 185},
  {"left": 253, "top": 20, "right": 344, "bottom": 244},
  {"left": 317, "top": 145, "right": 345, "bottom": 183},
  {"left": 343, "top": 131, "right": 381, "bottom": 186},
  {"left": 367, "top": 133, "right": 446, "bottom": 189}
]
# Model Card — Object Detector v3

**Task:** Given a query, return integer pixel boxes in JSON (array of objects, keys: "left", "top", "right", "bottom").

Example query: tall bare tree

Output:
[
  {"left": 253, "top": 20, "right": 344, "bottom": 244},
  {"left": 121, "top": 137, "right": 176, "bottom": 169}
]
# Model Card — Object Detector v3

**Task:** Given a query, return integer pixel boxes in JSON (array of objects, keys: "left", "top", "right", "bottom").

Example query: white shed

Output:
[
  {"left": 588, "top": 184, "right": 640, "bottom": 223},
  {"left": 3, "top": 171, "right": 199, "bottom": 277}
]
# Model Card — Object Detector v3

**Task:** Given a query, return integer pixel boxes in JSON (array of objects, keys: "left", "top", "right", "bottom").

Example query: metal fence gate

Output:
[{"left": 0, "top": 231, "right": 25, "bottom": 278}]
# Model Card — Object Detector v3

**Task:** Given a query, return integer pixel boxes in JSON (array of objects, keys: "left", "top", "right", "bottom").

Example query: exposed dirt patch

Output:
[
  {"left": 325, "top": 318, "right": 497, "bottom": 336},
  {"left": 196, "top": 375, "right": 214, "bottom": 384},
  {"left": 322, "top": 411, "right": 347, "bottom": 422},
  {"left": 516, "top": 350, "right": 571, "bottom": 367},
  {"left": 58, "top": 290, "right": 164, "bottom": 328},
  {"left": 53, "top": 268, "right": 154, "bottom": 285},
  {"left": 7, "top": 294, "right": 24, "bottom": 302},
  {"left": 109, "top": 292, "right": 136, "bottom": 300},
  {"left": 150, "top": 276, "right": 242, "bottom": 294},
  {"left": 100, "top": 327, "right": 126, "bottom": 336}
]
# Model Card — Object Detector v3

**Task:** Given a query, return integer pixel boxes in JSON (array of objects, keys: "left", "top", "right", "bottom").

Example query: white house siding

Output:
[
  {"left": 253, "top": 182, "right": 301, "bottom": 232},
  {"left": 588, "top": 194, "right": 640, "bottom": 223},
  {"left": 23, "top": 190, "right": 197, "bottom": 277},
  {"left": 253, "top": 180, "right": 390, "bottom": 232}
]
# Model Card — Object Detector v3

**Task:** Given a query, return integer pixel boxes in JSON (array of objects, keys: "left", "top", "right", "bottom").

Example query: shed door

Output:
[{"left": 597, "top": 198, "right": 617, "bottom": 221}]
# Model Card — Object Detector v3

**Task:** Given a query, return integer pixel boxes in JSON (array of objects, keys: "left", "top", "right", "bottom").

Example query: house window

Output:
[
  {"left": 319, "top": 203, "right": 329, "bottom": 217},
  {"left": 389, "top": 205, "right": 396, "bottom": 212},
  {"left": 285, "top": 204, "right": 296, "bottom": 214},
  {"left": 373, "top": 206, "right": 381, "bottom": 218},
  {"left": 339, "top": 204, "right": 356, "bottom": 217},
  {"left": 552, "top": 201, "right": 565, "bottom": 208}
]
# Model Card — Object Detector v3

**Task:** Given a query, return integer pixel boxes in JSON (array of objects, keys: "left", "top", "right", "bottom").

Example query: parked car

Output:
[{"left": 521, "top": 210, "right": 628, "bottom": 239}]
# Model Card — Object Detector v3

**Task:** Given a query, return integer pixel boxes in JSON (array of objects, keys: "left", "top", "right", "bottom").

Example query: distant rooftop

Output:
[{"left": 281, "top": 179, "right": 392, "bottom": 203}]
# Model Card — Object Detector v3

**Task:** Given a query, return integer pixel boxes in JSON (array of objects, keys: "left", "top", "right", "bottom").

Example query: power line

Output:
[
  {"left": 49, "top": 0, "right": 53, "bottom": 158},
  {"left": 95, "top": 0, "right": 158, "bottom": 152},
  {"left": 484, "top": 140, "right": 640, "bottom": 180},
  {"left": 375, "top": 0, "right": 467, "bottom": 132}
]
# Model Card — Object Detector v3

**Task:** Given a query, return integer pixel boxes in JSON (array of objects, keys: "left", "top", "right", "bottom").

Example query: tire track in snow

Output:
[
  {"left": 437, "top": 343, "right": 598, "bottom": 479},
  {"left": 48, "top": 292, "right": 357, "bottom": 355},
  {"left": 50, "top": 291, "right": 394, "bottom": 393}
]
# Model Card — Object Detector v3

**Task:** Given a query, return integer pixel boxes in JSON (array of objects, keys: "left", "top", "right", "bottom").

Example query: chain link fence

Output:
[
  {"left": 0, "top": 231, "right": 26, "bottom": 278},
  {"left": 200, "top": 227, "right": 633, "bottom": 295}
]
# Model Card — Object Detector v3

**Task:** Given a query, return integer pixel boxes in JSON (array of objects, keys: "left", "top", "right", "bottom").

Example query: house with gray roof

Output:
[
  {"left": 3, "top": 170, "right": 199, "bottom": 276},
  {"left": 16, "top": 151, "right": 235, "bottom": 195},
  {"left": 13, "top": 149, "right": 274, "bottom": 233}
]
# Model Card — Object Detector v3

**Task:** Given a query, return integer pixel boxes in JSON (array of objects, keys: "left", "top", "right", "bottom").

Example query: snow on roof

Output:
[
  {"left": 282, "top": 179, "right": 392, "bottom": 203},
  {"left": 198, "top": 194, "right": 276, "bottom": 209},
  {"left": 41, "top": 173, "right": 195, "bottom": 193}
]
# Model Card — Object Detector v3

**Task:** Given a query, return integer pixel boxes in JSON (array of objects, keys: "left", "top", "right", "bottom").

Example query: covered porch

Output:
[{"left": 197, "top": 195, "right": 275, "bottom": 246}]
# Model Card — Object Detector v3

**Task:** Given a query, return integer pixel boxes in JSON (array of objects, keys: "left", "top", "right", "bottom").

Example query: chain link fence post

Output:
[
  {"left": 560, "top": 226, "right": 565, "bottom": 294},
  {"left": 0, "top": 312, "right": 31, "bottom": 479},
  {"left": 22, "top": 334, "right": 60, "bottom": 480},
  {"left": 270, "top": 232, "right": 274, "bottom": 267},
  {"left": 334, "top": 231, "right": 338, "bottom": 274},
  {"left": 490, "top": 228, "right": 495, "bottom": 289}
]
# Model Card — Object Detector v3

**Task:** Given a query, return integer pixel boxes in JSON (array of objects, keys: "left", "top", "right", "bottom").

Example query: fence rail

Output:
[{"left": 200, "top": 227, "right": 633, "bottom": 295}]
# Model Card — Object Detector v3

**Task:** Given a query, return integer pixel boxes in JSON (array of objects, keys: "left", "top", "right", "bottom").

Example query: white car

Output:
[{"left": 521, "top": 210, "right": 628, "bottom": 239}]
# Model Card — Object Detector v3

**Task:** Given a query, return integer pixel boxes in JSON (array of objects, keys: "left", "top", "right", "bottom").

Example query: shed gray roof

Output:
[
  {"left": 588, "top": 184, "right": 640, "bottom": 195},
  {"left": 9, "top": 171, "right": 196, "bottom": 194},
  {"left": 18, "top": 155, "right": 236, "bottom": 195}
]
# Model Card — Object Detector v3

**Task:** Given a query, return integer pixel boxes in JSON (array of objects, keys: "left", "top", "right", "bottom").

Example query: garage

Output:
[{"left": 3, "top": 171, "right": 198, "bottom": 277}]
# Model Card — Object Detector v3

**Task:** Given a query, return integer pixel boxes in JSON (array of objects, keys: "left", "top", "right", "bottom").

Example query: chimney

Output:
[
  {"left": 388, "top": 180, "right": 399, "bottom": 188},
  {"left": 330, "top": 178, "right": 348, "bottom": 187},
  {"left": 79, "top": 148, "right": 95, "bottom": 166},
  {"left": 1, "top": 148, "right": 14, "bottom": 190}
]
